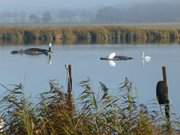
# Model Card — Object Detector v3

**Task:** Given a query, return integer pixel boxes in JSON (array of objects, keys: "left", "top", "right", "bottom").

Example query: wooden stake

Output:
[
  {"left": 67, "top": 64, "right": 72, "bottom": 94},
  {"left": 66, "top": 64, "right": 74, "bottom": 116},
  {"left": 162, "top": 66, "right": 171, "bottom": 130},
  {"left": 162, "top": 66, "right": 167, "bottom": 85}
]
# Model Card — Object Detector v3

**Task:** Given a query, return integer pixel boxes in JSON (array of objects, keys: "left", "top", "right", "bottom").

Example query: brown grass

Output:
[{"left": 0, "top": 78, "right": 179, "bottom": 135}]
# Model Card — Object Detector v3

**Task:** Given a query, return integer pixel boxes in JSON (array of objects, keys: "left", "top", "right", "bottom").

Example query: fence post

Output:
[
  {"left": 66, "top": 64, "right": 74, "bottom": 116},
  {"left": 161, "top": 66, "right": 172, "bottom": 134}
]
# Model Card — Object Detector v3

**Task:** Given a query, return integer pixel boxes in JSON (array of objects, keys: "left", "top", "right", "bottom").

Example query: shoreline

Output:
[{"left": 0, "top": 24, "right": 180, "bottom": 45}]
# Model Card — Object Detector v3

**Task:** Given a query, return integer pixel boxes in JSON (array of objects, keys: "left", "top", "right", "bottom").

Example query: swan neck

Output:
[
  {"left": 48, "top": 47, "right": 52, "bottom": 52},
  {"left": 142, "top": 52, "right": 144, "bottom": 58},
  {"left": 48, "top": 43, "right": 52, "bottom": 52}
]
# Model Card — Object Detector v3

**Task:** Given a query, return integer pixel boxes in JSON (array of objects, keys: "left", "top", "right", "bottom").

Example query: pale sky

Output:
[{"left": 0, "top": 0, "right": 159, "bottom": 11}]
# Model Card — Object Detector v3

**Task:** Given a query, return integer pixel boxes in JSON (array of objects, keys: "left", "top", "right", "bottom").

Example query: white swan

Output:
[
  {"left": 108, "top": 52, "right": 116, "bottom": 60},
  {"left": 142, "top": 51, "right": 151, "bottom": 63},
  {"left": 107, "top": 52, "right": 116, "bottom": 67}
]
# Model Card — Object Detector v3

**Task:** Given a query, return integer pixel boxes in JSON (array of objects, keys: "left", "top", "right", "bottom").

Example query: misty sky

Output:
[{"left": 0, "top": 0, "right": 161, "bottom": 11}]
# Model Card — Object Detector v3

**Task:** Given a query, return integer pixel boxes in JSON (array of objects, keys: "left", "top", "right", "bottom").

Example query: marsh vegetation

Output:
[
  {"left": 0, "top": 25, "right": 180, "bottom": 45},
  {"left": 0, "top": 77, "right": 180, "bottom": 135}
]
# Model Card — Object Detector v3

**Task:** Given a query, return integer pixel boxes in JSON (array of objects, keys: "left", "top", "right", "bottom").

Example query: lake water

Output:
[{"left": 0, "top": 44, "right": 180, "bottom": 115}]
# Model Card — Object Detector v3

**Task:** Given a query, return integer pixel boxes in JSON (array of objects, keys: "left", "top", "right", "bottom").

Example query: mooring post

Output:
[
  {"left": 162, "top": 66, "right": 169, "bottom": 105},
  {"left": 162, "top": 66, "right": 167, "bottom": 86},
  {"left": 67, "top": 64, "right": 72, "bottom": 96},
  {"left": 162, "top": 66, "right": 172, "bottom": 134},
  {"left": 66, "top": 64, "right": 74, "bottom": 116},
  {"left": 162, "top": 66, "right": 170, "bottom": 116}
]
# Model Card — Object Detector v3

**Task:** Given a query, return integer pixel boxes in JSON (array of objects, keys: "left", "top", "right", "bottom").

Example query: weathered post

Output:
[
  {"left": 156, "top": 66, "right": 171, "bottom": 134},
  {"left": 162, "top": 66, "right": 170, "bottom": 119},
  {"left": 66, "top": 64, "right": 73, "bottom": 115},
  {"left": 67, "top": 64, "right": 72, "bottom": 94},
  {"left": 156, "top": 66, "right": 169, "bottom": 106},
  {"left": 162, "top": 66, "right": 167, "bottom": 85}
]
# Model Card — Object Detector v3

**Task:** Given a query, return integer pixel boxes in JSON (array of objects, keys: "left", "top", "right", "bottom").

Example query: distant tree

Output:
[{"left": 95, "top": 2, "right": 180, "bottom": 23}]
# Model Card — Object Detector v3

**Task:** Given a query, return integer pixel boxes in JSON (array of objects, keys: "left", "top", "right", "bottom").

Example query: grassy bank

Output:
[
  {"left": 0, "top": 78, "right": 179, "bottom": 135},
  {"left": 0, "top": 25, "right": 180, "bottom": 45}
]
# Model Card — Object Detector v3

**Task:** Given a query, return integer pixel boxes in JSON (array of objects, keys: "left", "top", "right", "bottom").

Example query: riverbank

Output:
[{"left": 0, "top": 24, "right": 180, "bottom": 45}]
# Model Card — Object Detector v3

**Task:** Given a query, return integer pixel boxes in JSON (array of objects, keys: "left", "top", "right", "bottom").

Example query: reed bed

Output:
[
  {"left": 0, "top": 78, "right": 180, "bottom": 135},
  {"left": 0, "top": 25, "right": 180, "bottom": 45}
]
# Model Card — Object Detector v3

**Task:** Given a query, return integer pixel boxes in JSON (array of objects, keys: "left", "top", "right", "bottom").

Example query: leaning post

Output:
[{"left": 67, "top": 64, "right": 72, "bottom": 100}]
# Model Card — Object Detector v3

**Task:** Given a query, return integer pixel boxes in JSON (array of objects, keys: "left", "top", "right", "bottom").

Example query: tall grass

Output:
[{"left": 0, "top": 78, "right": 180, "bottom": 135}]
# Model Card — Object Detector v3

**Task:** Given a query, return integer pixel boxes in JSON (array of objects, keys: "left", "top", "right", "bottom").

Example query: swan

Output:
[
  {"left": 142, "top": 51, "right": 151, "bottom": 62},
  {"left": 100, "top": 52, "right": 133, "bottom": 61},
  {"left": 11, "top": 43, "right": 52, "bottom": 56},
  {"left": 108, "top": 52, "right": 116, "bottom": 67},
  {"left": 108, "top": 52, "right": 116, "bottom": 60}
]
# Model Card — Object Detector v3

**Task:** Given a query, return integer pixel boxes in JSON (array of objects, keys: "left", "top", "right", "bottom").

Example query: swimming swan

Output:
[{"left": 142, "top": 51, "right": 151, "bottom": 62}]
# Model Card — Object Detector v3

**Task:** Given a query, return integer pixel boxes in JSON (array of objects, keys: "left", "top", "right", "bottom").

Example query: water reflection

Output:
[
  {"left": 100, "top": 52, "right": 133, "bottom": 67},
  {"left": 48, "top": 54, "right": 52, "bottom": 65},
  {"left": 9, "top": 43, "right": 53, "bottom": 64},
  {"left": 10, "top": 43, "right": 52, "bottom": 56},
  {"left": 108, "top": 60, "right": 116, "bottom": 67}
]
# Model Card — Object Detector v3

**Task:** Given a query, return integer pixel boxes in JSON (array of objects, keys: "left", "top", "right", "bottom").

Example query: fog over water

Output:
[{"left": 0, "top": 0, "right": 180, "bottom": 24}]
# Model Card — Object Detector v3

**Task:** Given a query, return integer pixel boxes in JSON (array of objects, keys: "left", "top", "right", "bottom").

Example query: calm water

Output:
[{"left": 0, "top": 44, "right": 180, "bottom": 114}]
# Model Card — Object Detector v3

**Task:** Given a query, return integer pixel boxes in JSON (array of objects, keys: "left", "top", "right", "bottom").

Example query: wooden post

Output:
[
  {"left": 67, "top": 64, "right": 72, "bottom": 94},
  {"left": 156, "top": 66, "right": 169, "bottom": 105},
  {"left": 162, "top": 66, "right": 171, "bottom": 133},
  {"left": 161, "top": 66, "right": 169, "bottom": 104},
  {"left": 66, "top": 64, "right": 74, "bottom": 116},
  {"left": 162, "top": 66, "right": 167, "bottom": 85}
]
